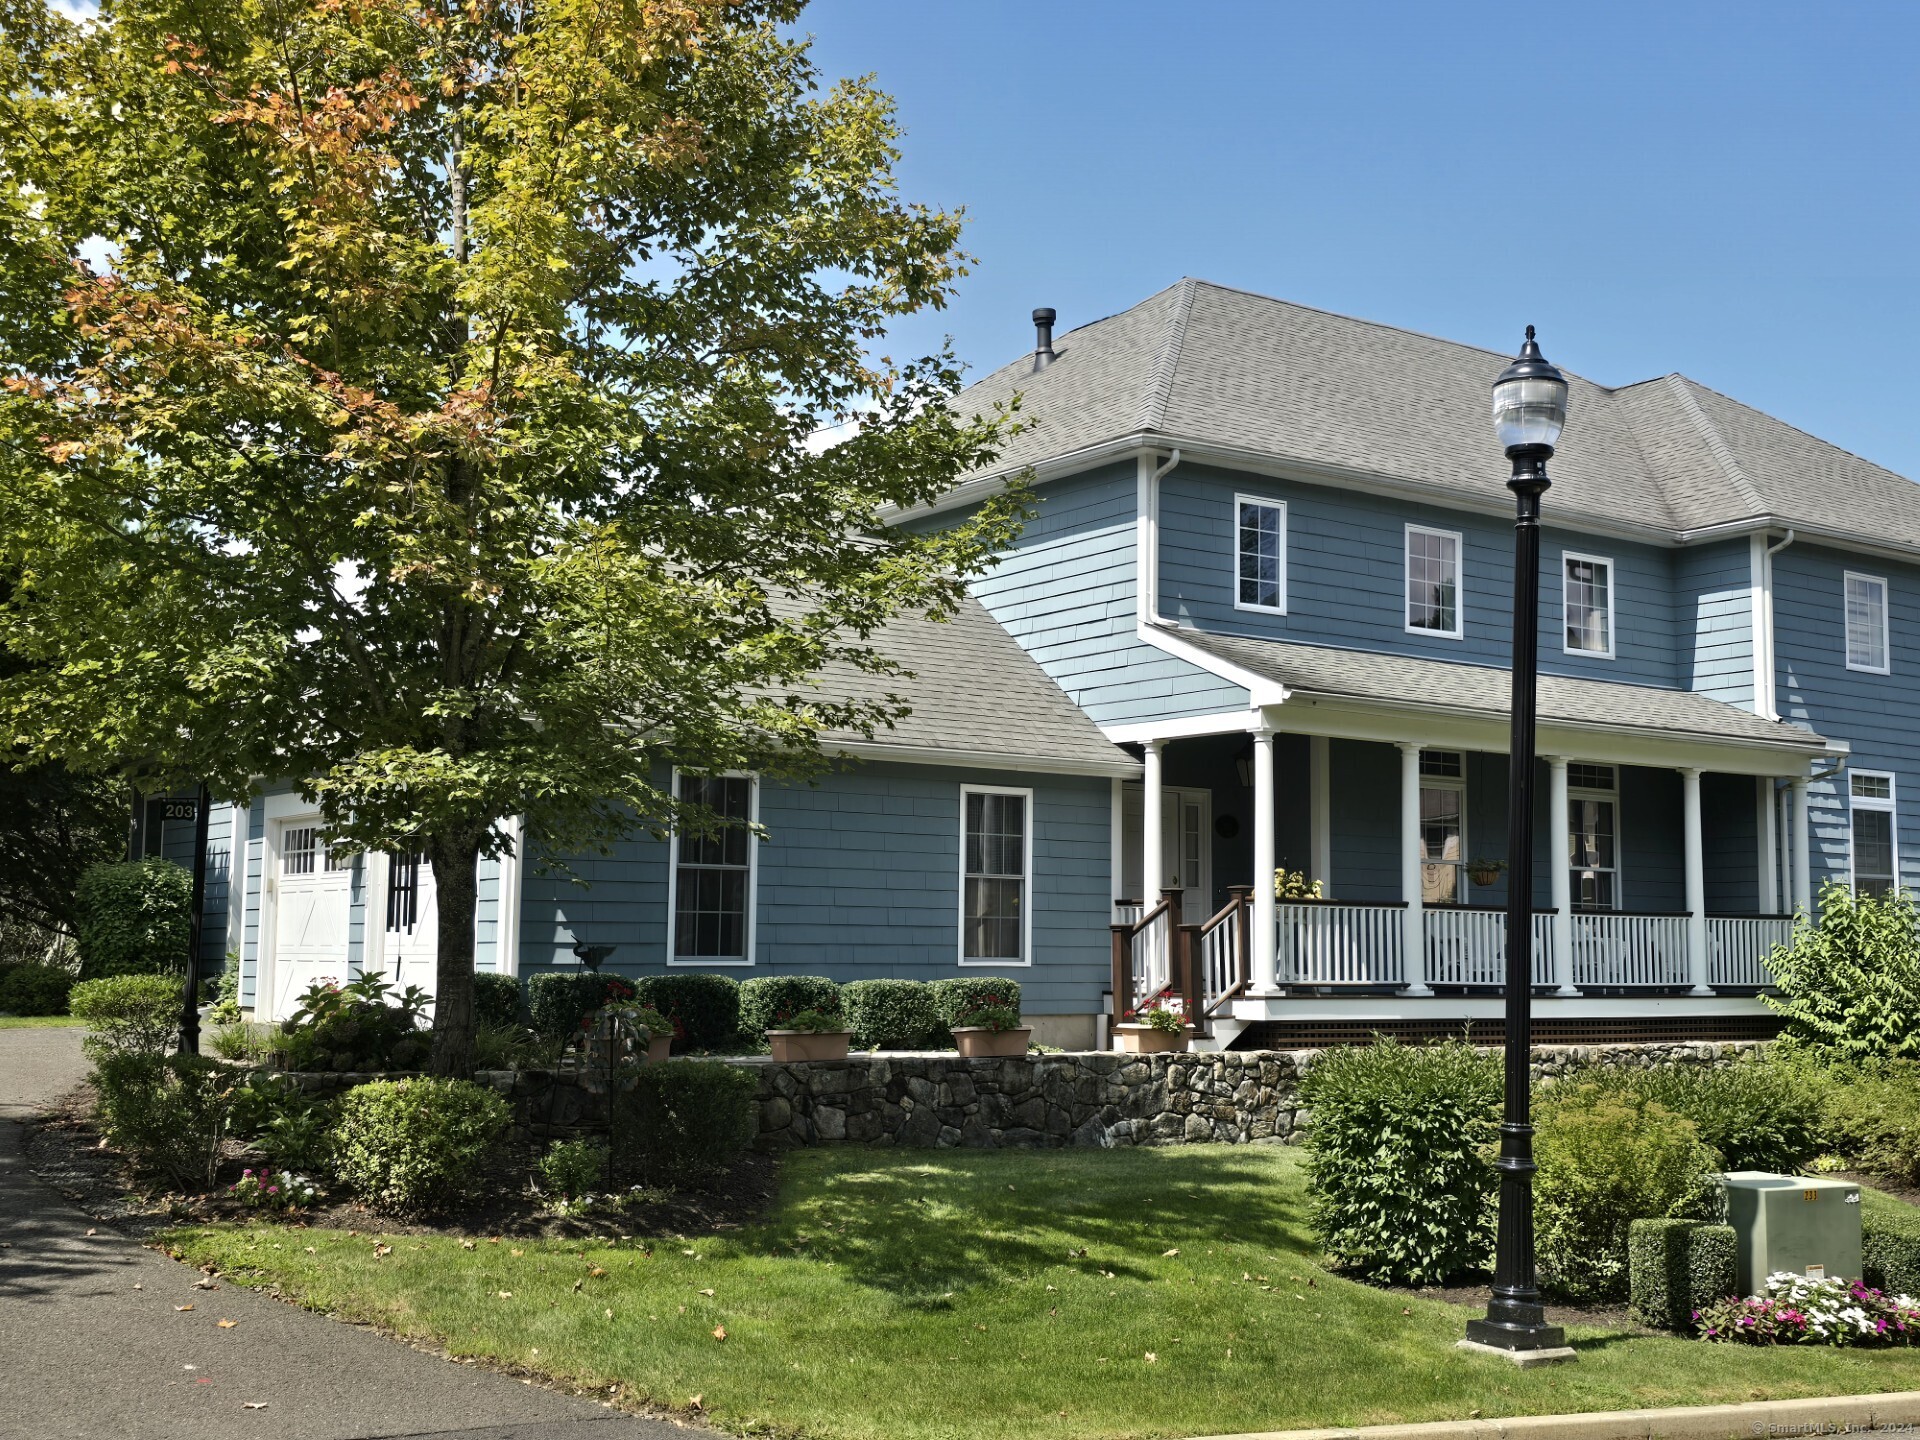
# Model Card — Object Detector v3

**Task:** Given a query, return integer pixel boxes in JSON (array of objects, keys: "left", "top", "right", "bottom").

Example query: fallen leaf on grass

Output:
[
  {"left": 1162, "top": 1248, "right": 1180, "bottom": 1257},
  {"left": 497, "top": 1291, "right": 513, "bottom": 1299},
  {"left": 688, "top": 1394, "right": 705, "bottom": 1411},
  {"left": 712, "top": 1326, "right": 727, "bottom": 1341},
  {"left": 604, "top": 1309, "right": 612, "bottom": 1320},
  {"left": 194, "top": 1278, "right": 218, "bottom": 1290},
  {"left": 510, "top": 1248, "right": 523, "bottom": 1257},
  {"left": 1144, "top": 1352, "right": 1157, "bottom": 1363},
  {"left": 460, "top": 1240, "right": 476, "bottom": 1251},
  {"left": 572, "top": 1280, "right": 583, "bottom": 1293},
  {"left": 588, "top": 1266, "right": 607, "bottom": 1278},
  {"left": 217, "top": 1319, "right": 237, "bottom": 1329},
  {"left": 697, "top": 1288, "right": 715, "bottom": 1297}
]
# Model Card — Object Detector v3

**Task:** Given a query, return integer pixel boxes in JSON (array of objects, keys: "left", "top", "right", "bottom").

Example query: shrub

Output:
[
  {"left": 629, "top": 973, "right": 742, "bottom": 1051},
  {"left": 739, "top": 975, "right": 842, "bottom": 1034},
  {"left": 1764, "top": 880, "right": 1920, "bottom": 1060},
  {"left": 278, "top": 972, "right": 431, "bottom": 1072},
  {"left": 205, "top": 954, "right": 243, "bottom": 1024},
  {"left": 841, "top": 979, "right": 940, "bottom": 1049},
  {"left": 527, "top": 971, "right": 623, "bottom": 1040},
  {"left": 0, "top": 961, "right": 75, "bottom": 1016},
  {"left": 615, "top": 1060, "right": 758, "bottom": 1179},
  {"left": 331, "top": 1077, "right": 511, "bottom": 1216},
  {"left": 75, "top": 858, "right": 193, "bottom": 979},
  {"left": 95, "top": 1053, "right": 239, "bottom": 1190},
  {"left": 954, "top": 1003, "right": 1022, "bottom": 1032},
  {"left": 472, "top": 972, "right": 523, "bottom": 1030},
  {"left": 230, "top": 1075, "right": 337, "bottom": 1173},
  {"left": 930, "top": 976, "right": 1022, "bottom": 1032},
  {"left": 1628, "top": 1219, "right": 1738, "bottom": 1329},
  {"left": 1533, "top": 1084, "right": 1723, "bottom": 1300},
  {"left": 536, "top": 1139, "right": 606, "bottom": 1204},
  {"left": 1863, "top": 1192, "right": 1920, "bottom": 1298},
  {"left": 71, "top": 973, "right": 182, "bottom": 1061},
  {"left": 1297, "top": 1038, "right": 1502, "bottom": 1285},
  {"left": 1820, "top": 1062, "right": 1920, "bottom": 1186},
  {"left": 1564, "top": 1059, "right": 1825, "bottom": 1174}
]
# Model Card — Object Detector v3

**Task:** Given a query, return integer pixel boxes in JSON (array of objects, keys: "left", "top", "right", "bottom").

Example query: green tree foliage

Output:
[
  {"left": 1764, "top": 881, "right": 1920, "bottom": 1060},
  {"left": 0, "top": 0, "right": 1024, "bottom": 1075}
]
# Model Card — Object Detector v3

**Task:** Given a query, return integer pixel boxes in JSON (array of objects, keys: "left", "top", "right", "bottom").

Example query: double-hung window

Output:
[
  {"left": 1563, "top": 552, "right": 1615, "bottom": 657},
  {"left": 961, "top": 786, "right": 1031, "bottom": 965},
  {"left": 1845, "top": 572, "right": 1890, "bottom": 674},
  {"left": 1567, "top": 763, "right": 1620, "bottom": 912},
  {"left": 1406, "top": 525, "right": 1463, "bottom": 637},
  {"left": 1849, "top": 771, "right": 1898, "bottom": 897},
  {"left": 1417, "top": 751, "right": 1466, "bottom": 904},
  {"left": 670, "top": 772, "right": 756, "bottom": 964},
  {"left": 1235, "top": 496, "right": 1287, "bottom": 613}
]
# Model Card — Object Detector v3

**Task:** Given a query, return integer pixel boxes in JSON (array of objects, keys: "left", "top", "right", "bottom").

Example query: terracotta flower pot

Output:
[
  {"left": 644, "top": 1033, "right": 673, "bottom": 1064},
  {"left": 766, "top": 1029, "right": 854, "bottom": 1063},
  {"left": 1115, "top": 1023, "right": 1190, "bottom": 1054},
  {"left": 951, "top": 1025, "right": 1031, "bottom": 1058}
]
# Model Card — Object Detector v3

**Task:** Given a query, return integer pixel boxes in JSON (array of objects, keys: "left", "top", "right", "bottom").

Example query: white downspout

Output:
[
  {"left": 1136, "top": 448, "right": 1182, "bottom": 625},
  {"left": 1755, "top": 529, "right": 1795, "bottom": 721}
]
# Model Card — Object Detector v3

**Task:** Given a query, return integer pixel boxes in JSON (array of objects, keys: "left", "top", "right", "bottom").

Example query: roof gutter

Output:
[{"left": 825, "top": 739, "right": 1139, "bottom": 779}]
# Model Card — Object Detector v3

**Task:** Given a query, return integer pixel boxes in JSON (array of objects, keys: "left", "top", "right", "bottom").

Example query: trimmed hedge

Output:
[
  {"left": 615, "top": 1059, "right": 758, "bottom": 1178},
  {"left": 930, "top": 976, "right": 1022, "bottom": 1029},
  {"left": 76, "top": 858, "right": 194, "bottom": 979},
  {"left": 843, "top": 979, "right": 941, "bottom": 1049},
  {"left": 472, "top": 972, "right": 523, "bottom": 1030},
  {"left": 739, "top": 975, "right": 842, "bottom": 1034},
  {"left": 331, "top": 1077, "right": 511, "bottom": 1216},
  {"left": 631, "top": 973, "right": 741, "bottom": 1051},
  {"left": 1628, "top": 1218, "right": 1737, "bottom": 1330},
  {"left": 1863, "top": 1192, "right": 1920, "bottom": 1298},
  {"left": 0, "top": 961, "right": 75, "bottom": 1016},
  {"left": 527, "top": 972, "right": 623, "bottom": 1041}
]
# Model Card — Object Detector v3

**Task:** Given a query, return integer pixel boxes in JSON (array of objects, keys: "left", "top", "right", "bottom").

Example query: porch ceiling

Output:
[{"left": 1173, "top": 628, "right": 1828, "bottom": 762}]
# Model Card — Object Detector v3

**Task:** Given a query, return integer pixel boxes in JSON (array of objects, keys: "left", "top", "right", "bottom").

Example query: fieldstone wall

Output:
[{"left": 269, "top": 1039, "right": 1764, "bottom": 1153}]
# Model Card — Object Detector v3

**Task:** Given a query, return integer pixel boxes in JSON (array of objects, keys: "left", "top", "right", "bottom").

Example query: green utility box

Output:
[{"left": 1720, "top": 1172, "right": 1862, "bottom": 1294}]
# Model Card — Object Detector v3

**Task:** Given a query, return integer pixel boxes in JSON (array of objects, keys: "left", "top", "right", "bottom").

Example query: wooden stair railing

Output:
[
  {"left": 1108, "top": 886, "right": 1182, "bottom": 1029},
  {"left": 1196, "top": 885, "right": 1254, "bottom": 1028}
]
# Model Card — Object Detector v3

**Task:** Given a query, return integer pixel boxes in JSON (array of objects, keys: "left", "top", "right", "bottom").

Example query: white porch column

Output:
[
  {"left": 1250, "top": 726, "right": 1278, "bottom": 993},
  {"left": 1142, "top": 740, "right": 1165, "bottom": 901},
  {"left": 1398, "top": 742, "right": 1431, "bottom": 996},
  {"left": 1309, "top": 734, "right": 1332, "bottom": 891},
  {"left": 1791, "top": 776, "right": 1813, "bottom": 914},
  {"left": 1682, "top": 767, "right": 1713, "bottom": 995},
  {"left": 1548, "top": 756, "right": 1578, "bottom": 995}
]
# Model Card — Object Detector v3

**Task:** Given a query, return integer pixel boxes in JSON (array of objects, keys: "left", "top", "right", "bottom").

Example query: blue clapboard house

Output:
[{"left": 175, "top": 280, "right": 1919, "bottom": 1049}]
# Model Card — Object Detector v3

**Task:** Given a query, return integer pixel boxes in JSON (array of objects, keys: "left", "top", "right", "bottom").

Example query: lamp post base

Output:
[
  {"left": 1465, "top": 1307, "right": 1566, "bottom": 1353},
  {"left": 1456, "top": 1338, "right": 1578, "bottom": 1368}
]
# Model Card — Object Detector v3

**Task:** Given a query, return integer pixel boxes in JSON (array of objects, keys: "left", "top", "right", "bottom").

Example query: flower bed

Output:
[{"left": 1697, "top": 1272, "right": 1920, "bottom": 1346}]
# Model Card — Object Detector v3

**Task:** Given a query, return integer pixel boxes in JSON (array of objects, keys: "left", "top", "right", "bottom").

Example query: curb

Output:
[{"left": 1191, "top": 1391, "right": 1920, "bottom": 1440}]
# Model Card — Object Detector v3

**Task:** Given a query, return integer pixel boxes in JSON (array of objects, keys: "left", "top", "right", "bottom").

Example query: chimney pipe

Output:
[{"left": 1031, "top": 307, "right": 1056, "bottom": 372}]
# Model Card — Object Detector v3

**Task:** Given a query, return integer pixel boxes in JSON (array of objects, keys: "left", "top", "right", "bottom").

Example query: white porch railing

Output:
[
  {"left": 1200, "top": 916, "right": 1242, "bottom": 1013},
  {"left": 1113, "top": 901, "right": 1143, "bottom": 928},
  {"left": 1276, "top": 901, "right": 1406, "bottom": 986},
  {"left": 1130, "top": 907, "right": 1170, "bottom": 1000},
  {"left": 1571, "top": 911, "right": 1692, "bottom": 987},
  {"left": 1423, "top": 907, "right": 1556, "bottom": 988},
  {"left": 1708, "top": 915, "right": 1792, "bottom": 988}
]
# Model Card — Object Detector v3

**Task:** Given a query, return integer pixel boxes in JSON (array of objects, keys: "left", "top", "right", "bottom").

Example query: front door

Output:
[
  {"left": 269, "top": 821, "right": 352, "bottom": 1019},
  {"left": 1121, "top": 785, "right": 1214, "bottom": 920}
]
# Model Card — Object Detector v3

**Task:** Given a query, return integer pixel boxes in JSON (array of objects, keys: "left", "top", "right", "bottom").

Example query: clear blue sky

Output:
[{"left": 804, "top": 1, "right": 1920, "bottom": 481}]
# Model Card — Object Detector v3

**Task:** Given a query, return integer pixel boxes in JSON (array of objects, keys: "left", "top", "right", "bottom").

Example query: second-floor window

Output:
[
  {"left": 1235, "top": 496, "right": 1287, "bottom": 612},
  {"left": 1850, "top": 771, "right": 1898, "bottom": 896},
  {"left": 1845, "top": 572, "right": 1890, "bottom": 674},
  {"left": 1405, "top": 524, "right": 1463, "bottom": 637},
  {"left": 1563, "top": 552, "right": 1614, "bottom": 657}
]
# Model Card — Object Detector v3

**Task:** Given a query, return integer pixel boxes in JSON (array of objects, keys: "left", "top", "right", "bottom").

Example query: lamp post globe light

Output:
[{"left": 1463, "top": 327, "right": 1573, "bottom": 1359}]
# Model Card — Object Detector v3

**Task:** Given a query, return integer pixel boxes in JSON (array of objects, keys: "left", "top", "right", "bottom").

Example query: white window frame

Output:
[
  {"left": 1567, "top": 763, "right": 1624, "bottom": 913},
  {"left": 957, "top": 784, "right": 1034, "bottom": 968},
  {"left": 1232, "top": 494, "right": 1288, "bottom": 615},
  {"left": 1404, "top": 523, "right": 1465, "bottom": 639},
  {"left": 1845, "top": 571, "right": 1891, "bottom": 675},
  {"left": 1562, "top": 550, "right": 1617, "bottom": 659},
  {"left": 1847, "top": 769, "right": 1899, "bottom": 896},
  {"left": 666, "top": 769, "right": 759, "bottom": 967}
]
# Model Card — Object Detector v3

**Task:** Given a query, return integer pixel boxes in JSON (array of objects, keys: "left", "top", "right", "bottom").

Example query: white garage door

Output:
[{"left": 269, "top": 823, "right": 352, "bottom": 1019}]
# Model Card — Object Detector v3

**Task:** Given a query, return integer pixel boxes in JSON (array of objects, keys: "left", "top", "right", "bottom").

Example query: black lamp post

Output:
[{"left": 1465, "top": 326, "right": 1571, "bottom": 1357}]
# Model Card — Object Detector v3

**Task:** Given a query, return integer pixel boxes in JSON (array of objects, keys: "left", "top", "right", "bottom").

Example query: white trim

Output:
[
  {"left": 1231, "top": 493, "right": 1288, "bottom": 615},
  {"left": 824, "top": 738, "right": 1137, "bottom": 779},
  {"left": 1404, "top": 523, "right": 1465, "bottom": 639},
  {"left": 1309, "top": 734, "right": 1331, "bottom": 892},
  {"left": 1844, "top": 571, "right": 1891, "bottom": 675},
  {"left": 495, "top": 816, "right": 524, "bottom": 978},
  {"left": 1135, "top": 620, "right": 1288, "bottom": 707},
  {"left": 222, "top": 800, "right": 246, "bottom": 972},
  {"left": 361, "top": 848, "right": 392, "bottom": 981},
  {"left": 1561, "top": 550, "right": 1617, "bottom": 660},
  {"left": 1567, "top": 763, "right": 1624, "bottom": 912},
  {"left": 1109, "top": 778, "right": 1125, "bottom": 908},
  {"left": 958, "top": 783, "right": 1034, "bottom": 968},
  {"left": 1847, "top": 768, "right": 1898, "bottom": 895},
  {"left": 1102, "top": 710, "right": 1266, "bottom": 745},
  {"left": 665, "top": 769, "right": 760, "bottom": 967}
]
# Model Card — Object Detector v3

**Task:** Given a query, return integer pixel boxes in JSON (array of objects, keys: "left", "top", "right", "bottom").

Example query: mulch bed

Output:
[
  {"left": 1383, "top": 1273, "right": 1652, "bottom": 1332},
  {"left": 22, "top": 1081, "right": 781, "bottom": 1242}
]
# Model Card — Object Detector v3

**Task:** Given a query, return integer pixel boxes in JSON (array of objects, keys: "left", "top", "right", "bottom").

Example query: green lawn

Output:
[
  {"left": 163, "top": 1146, "right": 1920, "bottom": 1440},
  {"left": 0, "top": 1014, "right": 81, "bottom": 1029}
]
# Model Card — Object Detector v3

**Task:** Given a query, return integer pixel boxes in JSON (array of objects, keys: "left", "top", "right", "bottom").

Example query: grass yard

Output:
[
  {"left": 163, "top": 1146, "right": 1920, "bottom": 1440},
  {"left": 0, "top": 1014, "right": 81, "bottom": 1029}
]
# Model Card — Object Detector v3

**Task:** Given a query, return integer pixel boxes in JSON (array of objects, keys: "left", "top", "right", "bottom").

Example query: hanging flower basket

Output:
[{"left": 1466, "top": 858, "right": 1507, "bottom": 887}]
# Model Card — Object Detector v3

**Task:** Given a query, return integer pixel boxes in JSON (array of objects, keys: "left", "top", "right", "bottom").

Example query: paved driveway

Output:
[{"left": 0, "top": 1026, "right": 691, "bottom": 1440}]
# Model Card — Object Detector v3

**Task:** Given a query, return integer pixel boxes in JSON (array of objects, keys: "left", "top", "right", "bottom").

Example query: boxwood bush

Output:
[
  {"left": 615, "top": 1059, "right": 758, "bottom": 1179},
  {"left": 631, "top": 973, "right": 741, "bottom": 1051},
  {"left": 1628, "top": 1218, "right": 1738, "bottom": 1329},
  {"left": 472, "top": 971, "right": 523, "bottom": 1030},
  {"left": 331, "top": 1077, "right": 511, "bottom": 1215},
  {"left": 1863, "top": 1191, "right": 1920, "bottom": 1298},
  {"left": 930, "top": 976, "right": 1022, "bottom": 1031},
  {"left": 1297, "top": 1037, "right": 1501, "bottom": 1285},
  {"left": 842, "top": 979, "right": 940, "bottom": 1049},
  {"left": 0, "top": 961, "right": 76, "bottom": 1016},
  {"left": 71, "top": 973, "right": 182, "bottom": 1060},
  {"left": 739, "top": 975, "right": 842, "bottom": 1034},
  {"left": 526, "top": 971, "right": 623, "bottom": 1041},
  {"left": 75, "top": 858, "right": 194, "bottom": 979}
]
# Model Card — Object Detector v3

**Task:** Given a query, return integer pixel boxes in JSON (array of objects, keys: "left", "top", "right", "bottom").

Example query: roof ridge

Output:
[
  {"left": 1662, "top": 374, "right": 1770, "bottom": 518},
  {"left": 1673, "top": 372, "right": 1913, "bottom": 485},
  {"left": 1135, "top": 277, "right": 1198, "bottom": 433}
]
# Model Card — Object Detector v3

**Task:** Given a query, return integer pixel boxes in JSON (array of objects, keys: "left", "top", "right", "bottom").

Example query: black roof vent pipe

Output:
[{"left": 1031, "top": 308, "right": 1056, "bottom": 372}]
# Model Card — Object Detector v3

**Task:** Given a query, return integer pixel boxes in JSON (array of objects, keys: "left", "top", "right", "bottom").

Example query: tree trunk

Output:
[{"left": 425, "top": 830, "right": 483, "bottom": 1077}]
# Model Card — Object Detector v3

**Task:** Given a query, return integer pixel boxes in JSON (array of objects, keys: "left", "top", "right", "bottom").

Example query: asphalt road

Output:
[{"left": 0, "top": 1025, "right": 693, "bottom": 1440}]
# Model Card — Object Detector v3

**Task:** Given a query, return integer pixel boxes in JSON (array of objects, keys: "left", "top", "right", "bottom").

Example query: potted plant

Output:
[
  {"left": 1466, "top": 857, "right": 1506, "bottom": 888},
  {"left": 765, "top": 1008, "right": 854, "bottom": 1062},
  {"left": 950, "top": 1003, "right": 1031, "bottom": 1058},
  {"left": 1274, "top": 868, "right": 1323, "bottom": 900},
  {"left": 620, "top": 1004, "right": 676, "bottom": 1063},
  {"left": 1115, "top": 997, "right": 1191, "bottom": 1054}
]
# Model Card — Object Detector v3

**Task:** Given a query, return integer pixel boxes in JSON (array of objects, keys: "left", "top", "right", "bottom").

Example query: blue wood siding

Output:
[
  {"left": 518, "top": 761, "right": 1113, "bottom": 1015},
  {"left": 1775, "top": 540, "right": 1920, "bottom": 894},
  {"left": 1675, "top": 539, "right": 1756, "bottom": 708}
]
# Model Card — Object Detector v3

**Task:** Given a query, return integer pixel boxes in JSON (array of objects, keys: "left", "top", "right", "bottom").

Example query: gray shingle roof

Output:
[
  {"left": 959, "top": 279, "right": 1920, "bottom": 548},
  {"left": 799, "top": 596, "right": 1136, "bottom": 776},
  {"left": 1173, "top": 627, "right": 1827, "bottom": 752}
]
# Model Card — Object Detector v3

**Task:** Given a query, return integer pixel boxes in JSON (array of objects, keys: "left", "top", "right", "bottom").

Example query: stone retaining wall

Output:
[{"left": 272, "top": 1039, "right": 1763, "bottom": 1151}]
